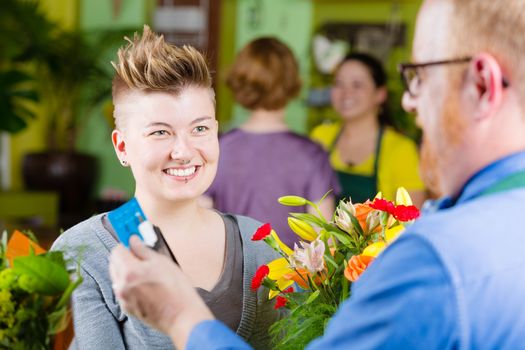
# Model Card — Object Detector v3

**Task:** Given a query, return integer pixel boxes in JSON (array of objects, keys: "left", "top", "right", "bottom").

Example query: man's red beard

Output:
[
  {"left": 418, "top": 82, "right": 466, "bottom": 199},
  {"left": 419, "top": 137, "right": 441, "bottom": 198}
]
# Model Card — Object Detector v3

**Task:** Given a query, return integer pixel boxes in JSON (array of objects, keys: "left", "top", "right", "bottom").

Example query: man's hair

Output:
[
  {"left": 450, "top": 0, "right": 525, "bottom": 101},
  {"left": 112, "top": 25, "right": 212, "bottom": 102},
  {"left": 226, "top": 37, "right": 301, "bottom": 111}
]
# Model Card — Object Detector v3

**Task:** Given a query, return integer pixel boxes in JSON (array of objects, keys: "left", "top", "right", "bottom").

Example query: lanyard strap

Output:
[{"left": 479, "top": 169, "right": 525, "bottom": 197}]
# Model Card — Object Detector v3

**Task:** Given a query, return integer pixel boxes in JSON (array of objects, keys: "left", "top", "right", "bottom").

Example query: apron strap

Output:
[
  {"left": 372, "top": 126, "right": 384, "bottom": 184},
  {"left": 331, "top": 125, "right": 384, "bottom": 202},
  {"left": 330, "top": 125, "right": 384, "bottom": 174},
  {"left": 479, "top": 169, "right": 525, "bottom": 197}
]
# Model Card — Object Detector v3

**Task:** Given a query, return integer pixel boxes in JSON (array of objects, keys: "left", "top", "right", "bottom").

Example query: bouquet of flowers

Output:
[
  {"left": 251, "top": 188, "right": 420, "bottom": 349},
  {"left": 0, "top": 230, "right": 81, "bottom": 349}
]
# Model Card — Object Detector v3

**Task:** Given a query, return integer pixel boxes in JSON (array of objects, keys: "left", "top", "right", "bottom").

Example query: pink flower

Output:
[
  {"left": 251, "top": 265, "right": 270, "bottom": 290},
  {"left": 274, "top": 295, "right": 288, "bottom": 309},
  {"left": 370, "top": 199, "right": 420, "bottom": 222},
  {"left": 369, "top": 198, "right": 396, "bottom": 213},
  {"left": 392, "top": 205, "right": 420, "bottom": 221},
  {"left": 251, "top": 223, "right": 272, "bottom": 241},
  {"left": 283, "top": 287, "right": 294, "bottom": 294},
  {"left": 274, "top": 287, "right": 294, "bottom": 309}
]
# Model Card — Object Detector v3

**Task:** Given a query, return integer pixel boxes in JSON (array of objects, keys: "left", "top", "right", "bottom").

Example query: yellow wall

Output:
[{"left": 40, "top": 0, "right": 78, "bottom": 30}]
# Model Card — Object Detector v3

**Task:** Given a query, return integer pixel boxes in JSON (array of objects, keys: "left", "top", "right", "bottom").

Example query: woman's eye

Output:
[{"left": 150, "top": 130, "right": 169, "bottom": 136}]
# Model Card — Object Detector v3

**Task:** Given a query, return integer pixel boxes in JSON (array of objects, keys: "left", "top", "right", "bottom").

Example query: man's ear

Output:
[
  {"left": 469, "top": 53, "right": 505, "bottom": 120},
  {"left": 112, "top": 129, "right": 127, "bottom": 161}
]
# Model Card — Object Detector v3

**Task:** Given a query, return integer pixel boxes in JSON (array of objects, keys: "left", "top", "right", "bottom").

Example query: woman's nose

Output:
[{"left": 170, "top": 136, "right": 194, "bottom": 160}]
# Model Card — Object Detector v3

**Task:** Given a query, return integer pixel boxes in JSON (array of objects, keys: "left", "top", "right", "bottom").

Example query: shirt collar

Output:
[{"left": 423, "top": 150, "right": 525, "bottom": 213}]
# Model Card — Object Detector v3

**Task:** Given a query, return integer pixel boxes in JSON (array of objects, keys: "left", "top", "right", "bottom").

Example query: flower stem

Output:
[{"left": 306, "top": 200, "right": 326, "bottom": 221}]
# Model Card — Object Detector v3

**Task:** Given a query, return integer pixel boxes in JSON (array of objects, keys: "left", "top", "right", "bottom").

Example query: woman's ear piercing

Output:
[{"left": 121, "top": 159, "right": 128, "bottom": 166}]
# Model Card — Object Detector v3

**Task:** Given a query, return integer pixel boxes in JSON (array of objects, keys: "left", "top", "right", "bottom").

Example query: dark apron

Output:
[{"left": 331, "top": 127, "right": 384, "bottom": 203}]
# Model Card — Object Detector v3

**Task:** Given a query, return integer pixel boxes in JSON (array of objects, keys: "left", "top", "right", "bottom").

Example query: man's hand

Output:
[{"left": 109, "top": 235, "right": 214, "bottom": 348}]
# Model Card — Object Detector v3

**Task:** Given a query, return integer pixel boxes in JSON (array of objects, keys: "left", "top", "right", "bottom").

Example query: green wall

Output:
[
  {"left": 216, "top": 0, "right": 238, "bottom": 132},
  {"left": 222, "top": 0, "right": 313, "bottom": 134},
  {"left": 309, "top": 0, "right": 422, "bottom": 134},
  {"left": 76, "top": 0, "right": 150, "bottom": 198}
]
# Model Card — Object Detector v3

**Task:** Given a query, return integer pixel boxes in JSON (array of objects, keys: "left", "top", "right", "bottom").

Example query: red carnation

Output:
[
  {"left": 251, "top": 265, "right": 270, "bottom": 290},
  {"left": 369, "top": 198, "right": 396, "bottom": 215},
  {"left": 274, "top": 295, "right": 288, "bottom": 309},
  {"left": 283, "top": 287, "right": 294, "bottom": 294},
  {"left": 252, "top": 223, "right": 272, "bottom": 241},
  {"left": 392, "top": 205, "right": 420, "bottom": 221}
]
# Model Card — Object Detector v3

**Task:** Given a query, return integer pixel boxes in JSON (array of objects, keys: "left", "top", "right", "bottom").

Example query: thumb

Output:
[{"left": 129, "top": 235, "right": 155, "bottom": 260}]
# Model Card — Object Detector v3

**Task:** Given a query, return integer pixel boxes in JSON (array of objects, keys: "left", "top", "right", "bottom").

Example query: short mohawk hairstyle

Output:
[{"left": 111, "top": 25, "right": 212, "bottom": 99}]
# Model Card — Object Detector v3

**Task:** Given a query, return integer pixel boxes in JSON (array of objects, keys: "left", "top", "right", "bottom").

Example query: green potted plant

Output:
[
  {"left": 0, "top": 0, "right": 134, "bottom": 223},
  {"left": 0, "top": 0, "right": 67, "bottom": 134},
  {"left": 0, "top": 0, "right": 56, "bottom": 190},
  {"left": 22, "top": 28, "right": 114, "bottom": 218}
]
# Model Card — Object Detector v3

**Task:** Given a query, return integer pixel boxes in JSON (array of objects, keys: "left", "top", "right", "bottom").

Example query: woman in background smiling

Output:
[{"left": 311, "top": 53, "right": 426, "bottom": 206}]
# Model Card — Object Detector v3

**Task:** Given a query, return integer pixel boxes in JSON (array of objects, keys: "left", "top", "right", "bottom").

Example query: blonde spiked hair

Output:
[{"left": 111, "top": 25, "right": 212, "bottom": 119}]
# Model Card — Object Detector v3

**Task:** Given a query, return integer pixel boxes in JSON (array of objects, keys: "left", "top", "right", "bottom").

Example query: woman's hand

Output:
[{"left": 109, "top": 235, "right": 214, "bottom": 348}]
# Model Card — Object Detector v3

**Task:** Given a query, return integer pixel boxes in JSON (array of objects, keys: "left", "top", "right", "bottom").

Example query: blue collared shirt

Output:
[{"left": 188, "top": 151, "right": 525, "bottom": 350}]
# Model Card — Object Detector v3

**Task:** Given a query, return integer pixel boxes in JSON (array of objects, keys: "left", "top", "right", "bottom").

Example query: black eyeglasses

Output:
[{"left": 398, "top": 57, "right": 510, "bottom": 97}]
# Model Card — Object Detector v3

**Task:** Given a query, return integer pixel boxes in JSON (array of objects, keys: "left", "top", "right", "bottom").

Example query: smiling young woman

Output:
[
  {"left": 311, "top": 53, "right": 427, "bottom": 207},
  {"left": 51, "top": 26, "right": 279, "bottom": 350}
]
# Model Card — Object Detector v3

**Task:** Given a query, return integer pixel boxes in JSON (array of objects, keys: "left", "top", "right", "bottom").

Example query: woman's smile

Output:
[{"left": 163, "top": 165, "right": 201, "bottom": 182}]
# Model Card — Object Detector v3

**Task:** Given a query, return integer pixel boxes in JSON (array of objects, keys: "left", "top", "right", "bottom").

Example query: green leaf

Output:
[
  {"left": 47, "top": 306, "right": 69, "bottom": 335},
  {"left": 1, "top": 231, "right": 8, "bottom": 268},
  {"left": 305, "top": 290, "right": 320, "bottom": 304},
  {"left": 45, "top": 251, "right": 66, "bottom": 267},
  {"left": 8, "top": 89, "right": 39, "bottom": 101},
  {"left": 0, "top": 110, "right": 27, "bottom": 133},
  {"left": 341, "top": 270, "right": 350, "bottom": 303},
  {"left": 325, "top": 228, "right": 352, "bottom": 246},
  {"left": 289, "top": 212, "right": 326, "bottom": 228},
  {"left": 12, "top": 255, "right": 70, "bottom": 295},
  {"left": 318, "top": 189, "right": 333, "bottom": 203},
  {"left": 347, "top": 211, "right": 365, "bottom": 237},
  {"left": 55, "top": 273, "right": 82, "bottom": 310},
  {"left": 324, "top": 254, "right": 338, "bottom": 270}
]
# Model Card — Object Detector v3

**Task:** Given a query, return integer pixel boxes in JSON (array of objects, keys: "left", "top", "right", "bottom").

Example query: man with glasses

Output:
[{"left": 109, "top": 0, "right": 525, "bottom": 348}]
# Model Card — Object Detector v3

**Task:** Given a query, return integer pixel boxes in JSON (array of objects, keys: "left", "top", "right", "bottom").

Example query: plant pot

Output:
[{"left": 22, "top": 152, "right": 98, "bottom": 216}]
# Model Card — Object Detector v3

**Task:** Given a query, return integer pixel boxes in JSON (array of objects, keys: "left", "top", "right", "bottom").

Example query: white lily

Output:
[{"left": 290, "top": 239, "right": 325, "bottom": 274}]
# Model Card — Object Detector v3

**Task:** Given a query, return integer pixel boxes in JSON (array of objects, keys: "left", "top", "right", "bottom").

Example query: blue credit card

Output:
[{"left": 107, "top": 197, "right": 146, "bottom": 248}]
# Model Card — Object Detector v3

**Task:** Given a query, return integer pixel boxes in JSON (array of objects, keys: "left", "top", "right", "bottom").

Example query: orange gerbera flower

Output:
[{"left": 344, "top": 254, "right": 374, "bottom": 282}]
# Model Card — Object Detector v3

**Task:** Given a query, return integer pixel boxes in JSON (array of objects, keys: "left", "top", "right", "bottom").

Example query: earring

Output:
[{"left": 121, "top": 159, "right": 128, "bottom": 166}]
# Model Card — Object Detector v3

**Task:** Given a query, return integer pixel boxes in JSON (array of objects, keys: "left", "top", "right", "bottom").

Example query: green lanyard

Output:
[{"left": 479, "top": 169, "right": 525, "bottom": 197}]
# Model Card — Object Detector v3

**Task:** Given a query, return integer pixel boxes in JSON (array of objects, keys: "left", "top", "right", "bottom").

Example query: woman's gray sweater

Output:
[{"left": 51, "top": 213, "right": 279, "bottom": 349}]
